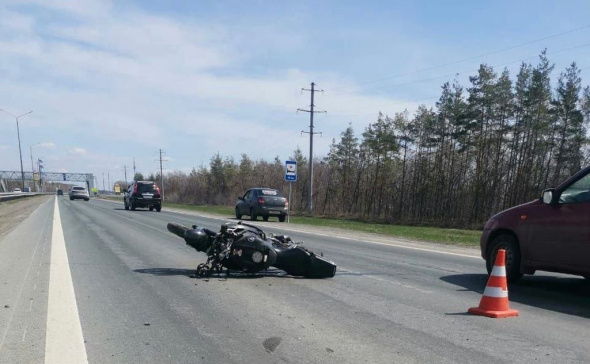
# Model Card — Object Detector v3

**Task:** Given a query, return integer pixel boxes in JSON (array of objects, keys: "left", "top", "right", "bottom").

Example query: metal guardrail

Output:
[{"left": 0, "top": 192, "right": 53, "bottom": 202}]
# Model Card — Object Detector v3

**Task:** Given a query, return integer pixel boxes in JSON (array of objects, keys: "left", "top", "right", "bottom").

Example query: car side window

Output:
[
  {"left": 559, "top": 173, "right": 590, "bottom": 204},
  {"left": 244, "top": 191, "right": 251, "bottom": 200}
]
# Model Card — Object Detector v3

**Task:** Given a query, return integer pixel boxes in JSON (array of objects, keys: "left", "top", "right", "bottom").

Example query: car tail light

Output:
[
  {"left": 258, "top": 197, "right": 265, "bottom": 205},
  {"left": 133, "top": 183, "right": 138, "bottom": 196},
  {"left": 285, "top": 199, "right": 289, "bottom": 207},
  {"left": 154, "top": 183, "right": 161, "bottom": 197}
]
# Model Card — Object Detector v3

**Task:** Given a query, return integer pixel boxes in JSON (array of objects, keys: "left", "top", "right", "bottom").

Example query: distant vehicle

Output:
[
  {"left": 12, "top": 188, "right": 21, "bottom": 193},
  {"left": 124, "top": 181, "right": 162, "bottom": 212},
  {"left": 480, "top": 164, "right": 590, "bottom": 282},
  {"left": 235, "top": 188, "right": 288, "bottom": 222},
  {"left": 23, "top": 187, "right": 31, "bottom": 193},
  {"left": 69, "top": 186, "right": 90, "bottom": 201},
  {"left": 57, "top": 189, "right": 64, "bottom": 196}
]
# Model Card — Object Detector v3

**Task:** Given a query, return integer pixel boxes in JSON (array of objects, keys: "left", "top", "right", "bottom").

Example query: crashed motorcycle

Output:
[{"left": 167, "top": 221, "right": 337, "bottom": 278}]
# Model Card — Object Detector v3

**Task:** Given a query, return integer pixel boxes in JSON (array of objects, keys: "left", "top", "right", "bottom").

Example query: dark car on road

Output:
[
  {"left": 235, "top": 188, "right": 288, "bottom": 222},
  {"left": 481, "top": 165, "right": 590, "bottom": 282},
  {"left": 57, "top": 189, "right": 63, "bottom": 195},
  {"left": 124, "top": 181, "right": 162, "bottom": 212}
]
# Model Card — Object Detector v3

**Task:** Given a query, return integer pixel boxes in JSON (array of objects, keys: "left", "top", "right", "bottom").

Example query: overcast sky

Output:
[{"left": 1, "top": 0, "right": 590, "bottom": 187}]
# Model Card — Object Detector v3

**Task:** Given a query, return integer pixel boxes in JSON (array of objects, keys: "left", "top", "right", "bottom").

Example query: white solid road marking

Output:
[
  {"left": 96, "top": 198, "right": 481, "bottom": 259},
  {"left": 156, "top": 203, "right": 482, "bottom": 259},
  {"left": 45, "top": 197, "right": 88, "bottom": 364}
]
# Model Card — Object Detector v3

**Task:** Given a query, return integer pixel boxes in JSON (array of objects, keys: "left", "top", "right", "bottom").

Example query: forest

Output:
[{"left": 142, "top": 52, "right": 590, "bottom": 229}]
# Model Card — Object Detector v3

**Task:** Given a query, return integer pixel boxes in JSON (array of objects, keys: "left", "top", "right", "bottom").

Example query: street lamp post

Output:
[{"left": 0, "top": 109, "right": 33, "bottom": 190}]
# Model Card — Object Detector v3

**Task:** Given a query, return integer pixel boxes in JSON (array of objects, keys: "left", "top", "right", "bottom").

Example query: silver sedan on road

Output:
[{"left": 69, "top": 186, "right": 90, "bottom": 201}]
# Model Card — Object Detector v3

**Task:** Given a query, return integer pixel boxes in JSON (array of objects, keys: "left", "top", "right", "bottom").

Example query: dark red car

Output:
[{"left": 480, "top": 165, "right": 590, "bottom": 282}]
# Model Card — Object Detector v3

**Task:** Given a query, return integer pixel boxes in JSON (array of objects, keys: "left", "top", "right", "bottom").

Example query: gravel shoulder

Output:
[{"left": 0, "top": 195, "right": 52, "bottom": 241}]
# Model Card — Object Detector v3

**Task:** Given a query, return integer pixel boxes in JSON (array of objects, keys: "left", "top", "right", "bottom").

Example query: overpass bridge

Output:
[{"left": 0, "top": 171, "right": 95, "bottom": 192}]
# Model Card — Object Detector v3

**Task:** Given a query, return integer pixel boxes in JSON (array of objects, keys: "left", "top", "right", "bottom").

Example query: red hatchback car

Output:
[{"left": 480, "top": 165, "right": 590, "bottom": 282}]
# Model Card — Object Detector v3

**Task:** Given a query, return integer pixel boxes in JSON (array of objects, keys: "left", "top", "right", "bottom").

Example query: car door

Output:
[
  {"left": 240, "top": 190, "right": 252, "bottom": 214},
  {"left": 526, "top": 172, "right": 590, "bottom": 270},
  {"left": 249, "top": 190, "right": 259, "bottom": 213}
]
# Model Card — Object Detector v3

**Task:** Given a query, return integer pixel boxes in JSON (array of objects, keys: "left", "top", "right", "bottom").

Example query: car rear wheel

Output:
[
  {"left": 130, "top": 201, "right": 136, "bottom": 211},
  {"left": 149, "top": 206, "right": 154, "bottom": 211},
  {"left": 279, "top": 215, "right": 286, "bottom": 222},
  {"left": 263, "top": 215, "right": 269, "bottom": 221},
  {"left": 486, "top": 234, "right": 522, "bottom": 283},
  {"left": 250, "top": 209, "right": 257, "bottom": 221},
  {"left": 235, "top": 208, "right": 242, "bottom": 219},
  {"left": 156, "top": 204, "right": 161, "bottom": 212}
]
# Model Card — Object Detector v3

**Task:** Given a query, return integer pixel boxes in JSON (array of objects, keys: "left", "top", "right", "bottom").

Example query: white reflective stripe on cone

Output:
[
  {"left": 491, "top": 265, "right": 506, "bottom": 277},
  {"left": 483, "top": 286, "right": 509, "bottom": 298}
]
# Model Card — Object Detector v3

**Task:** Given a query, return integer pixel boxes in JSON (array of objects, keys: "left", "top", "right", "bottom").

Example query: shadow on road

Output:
[
  {"left": 134, "top": 267, "right": 337, "bottom": 280},
  {"left": 441, "top": 273, "right": 590, "bottom": 318},
  {"left": 134, "top": 268, "right": 196, "bottom": 277},
  {"left": 114, "top": 208, "right": 157, "bottom": 212}
]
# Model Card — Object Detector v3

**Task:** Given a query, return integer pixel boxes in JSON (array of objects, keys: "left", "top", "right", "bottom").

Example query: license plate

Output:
[{"left": 143, "top": 193, "right": 153, "bottom": 198}]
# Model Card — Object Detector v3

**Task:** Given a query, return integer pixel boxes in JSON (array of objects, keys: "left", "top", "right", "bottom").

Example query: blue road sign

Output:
[{"left": 285, "top": 160, "right": 297, "bottom": 182}]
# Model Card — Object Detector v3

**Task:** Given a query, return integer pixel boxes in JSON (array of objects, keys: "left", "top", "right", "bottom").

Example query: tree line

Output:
[{"left": 150, "top": 52, "right": 590, "bottom": 229}]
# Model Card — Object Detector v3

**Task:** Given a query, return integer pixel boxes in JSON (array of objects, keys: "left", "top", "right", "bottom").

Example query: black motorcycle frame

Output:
[{"left": 167, "top": 221, "right": 336, "bottom": 278}]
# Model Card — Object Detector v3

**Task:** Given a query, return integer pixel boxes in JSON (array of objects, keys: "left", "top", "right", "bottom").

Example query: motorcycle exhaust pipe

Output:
[{"left": 167, "top": 222, "right": 189, "bottom": 238}]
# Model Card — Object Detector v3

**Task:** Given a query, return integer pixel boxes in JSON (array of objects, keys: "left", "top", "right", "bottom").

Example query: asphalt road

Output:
[{"left": 1, "top": 197, "right": 589, "bottom": 364}]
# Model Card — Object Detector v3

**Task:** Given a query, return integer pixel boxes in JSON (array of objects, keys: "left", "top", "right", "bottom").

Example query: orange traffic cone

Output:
[{"left": 468, "top": 249, "right": 519, "bottom": 318}]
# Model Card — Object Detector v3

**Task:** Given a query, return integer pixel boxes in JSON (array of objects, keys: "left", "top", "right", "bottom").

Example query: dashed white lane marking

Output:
[
  {"left": 338, "top": 267, "right": 433, "bottom": 294},
  {"left": 45, "top": 197, "right": 88, "bottom": 364}
]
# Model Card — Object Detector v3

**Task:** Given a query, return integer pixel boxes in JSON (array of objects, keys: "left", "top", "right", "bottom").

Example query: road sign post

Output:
[{"left": 285, "top": 161, "right": 297, "bottom": 223}]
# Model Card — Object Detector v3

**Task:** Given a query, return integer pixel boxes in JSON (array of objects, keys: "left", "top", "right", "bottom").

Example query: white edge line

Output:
[
  {"left": 95, "top": 198, "right": 481, "bottom": 260},
  {"left": 45, "top": 196, "right": 88, "bottom": 364}
]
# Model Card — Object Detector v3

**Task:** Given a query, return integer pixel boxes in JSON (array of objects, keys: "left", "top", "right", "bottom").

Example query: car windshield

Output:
[{"left": 73, "top": 187, "right": 85, "bottom": 191}]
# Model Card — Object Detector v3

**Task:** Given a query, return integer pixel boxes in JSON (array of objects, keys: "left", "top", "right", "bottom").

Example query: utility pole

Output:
[
  {"left": 133, "top": 158, "right": 136, "bottom": 181},
  {"left": 108, "top": 172, "right": 111, "bottom": 193},
  {"left": 124, "top": 165, "right": 128, "bottom": 189},
  {"left": 102, "top": 173, "right": 105, "bottom": 192},
  {"left": 297, "top": 82, "right": 325, "bottom": 215},
  {"left": 158, "top": 149, "right": 168, "bottom": 201}
]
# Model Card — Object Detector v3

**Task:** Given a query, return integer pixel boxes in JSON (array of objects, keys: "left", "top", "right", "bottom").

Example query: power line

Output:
[
  {"left": 326, "top": 42, "right": 590, "bottom": 117},
  {"left": 327, "top": 24, "right": 590, "bottom": 94},
  {"left": 332, "top": 42, "right": 590, "bottom": 100}
]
